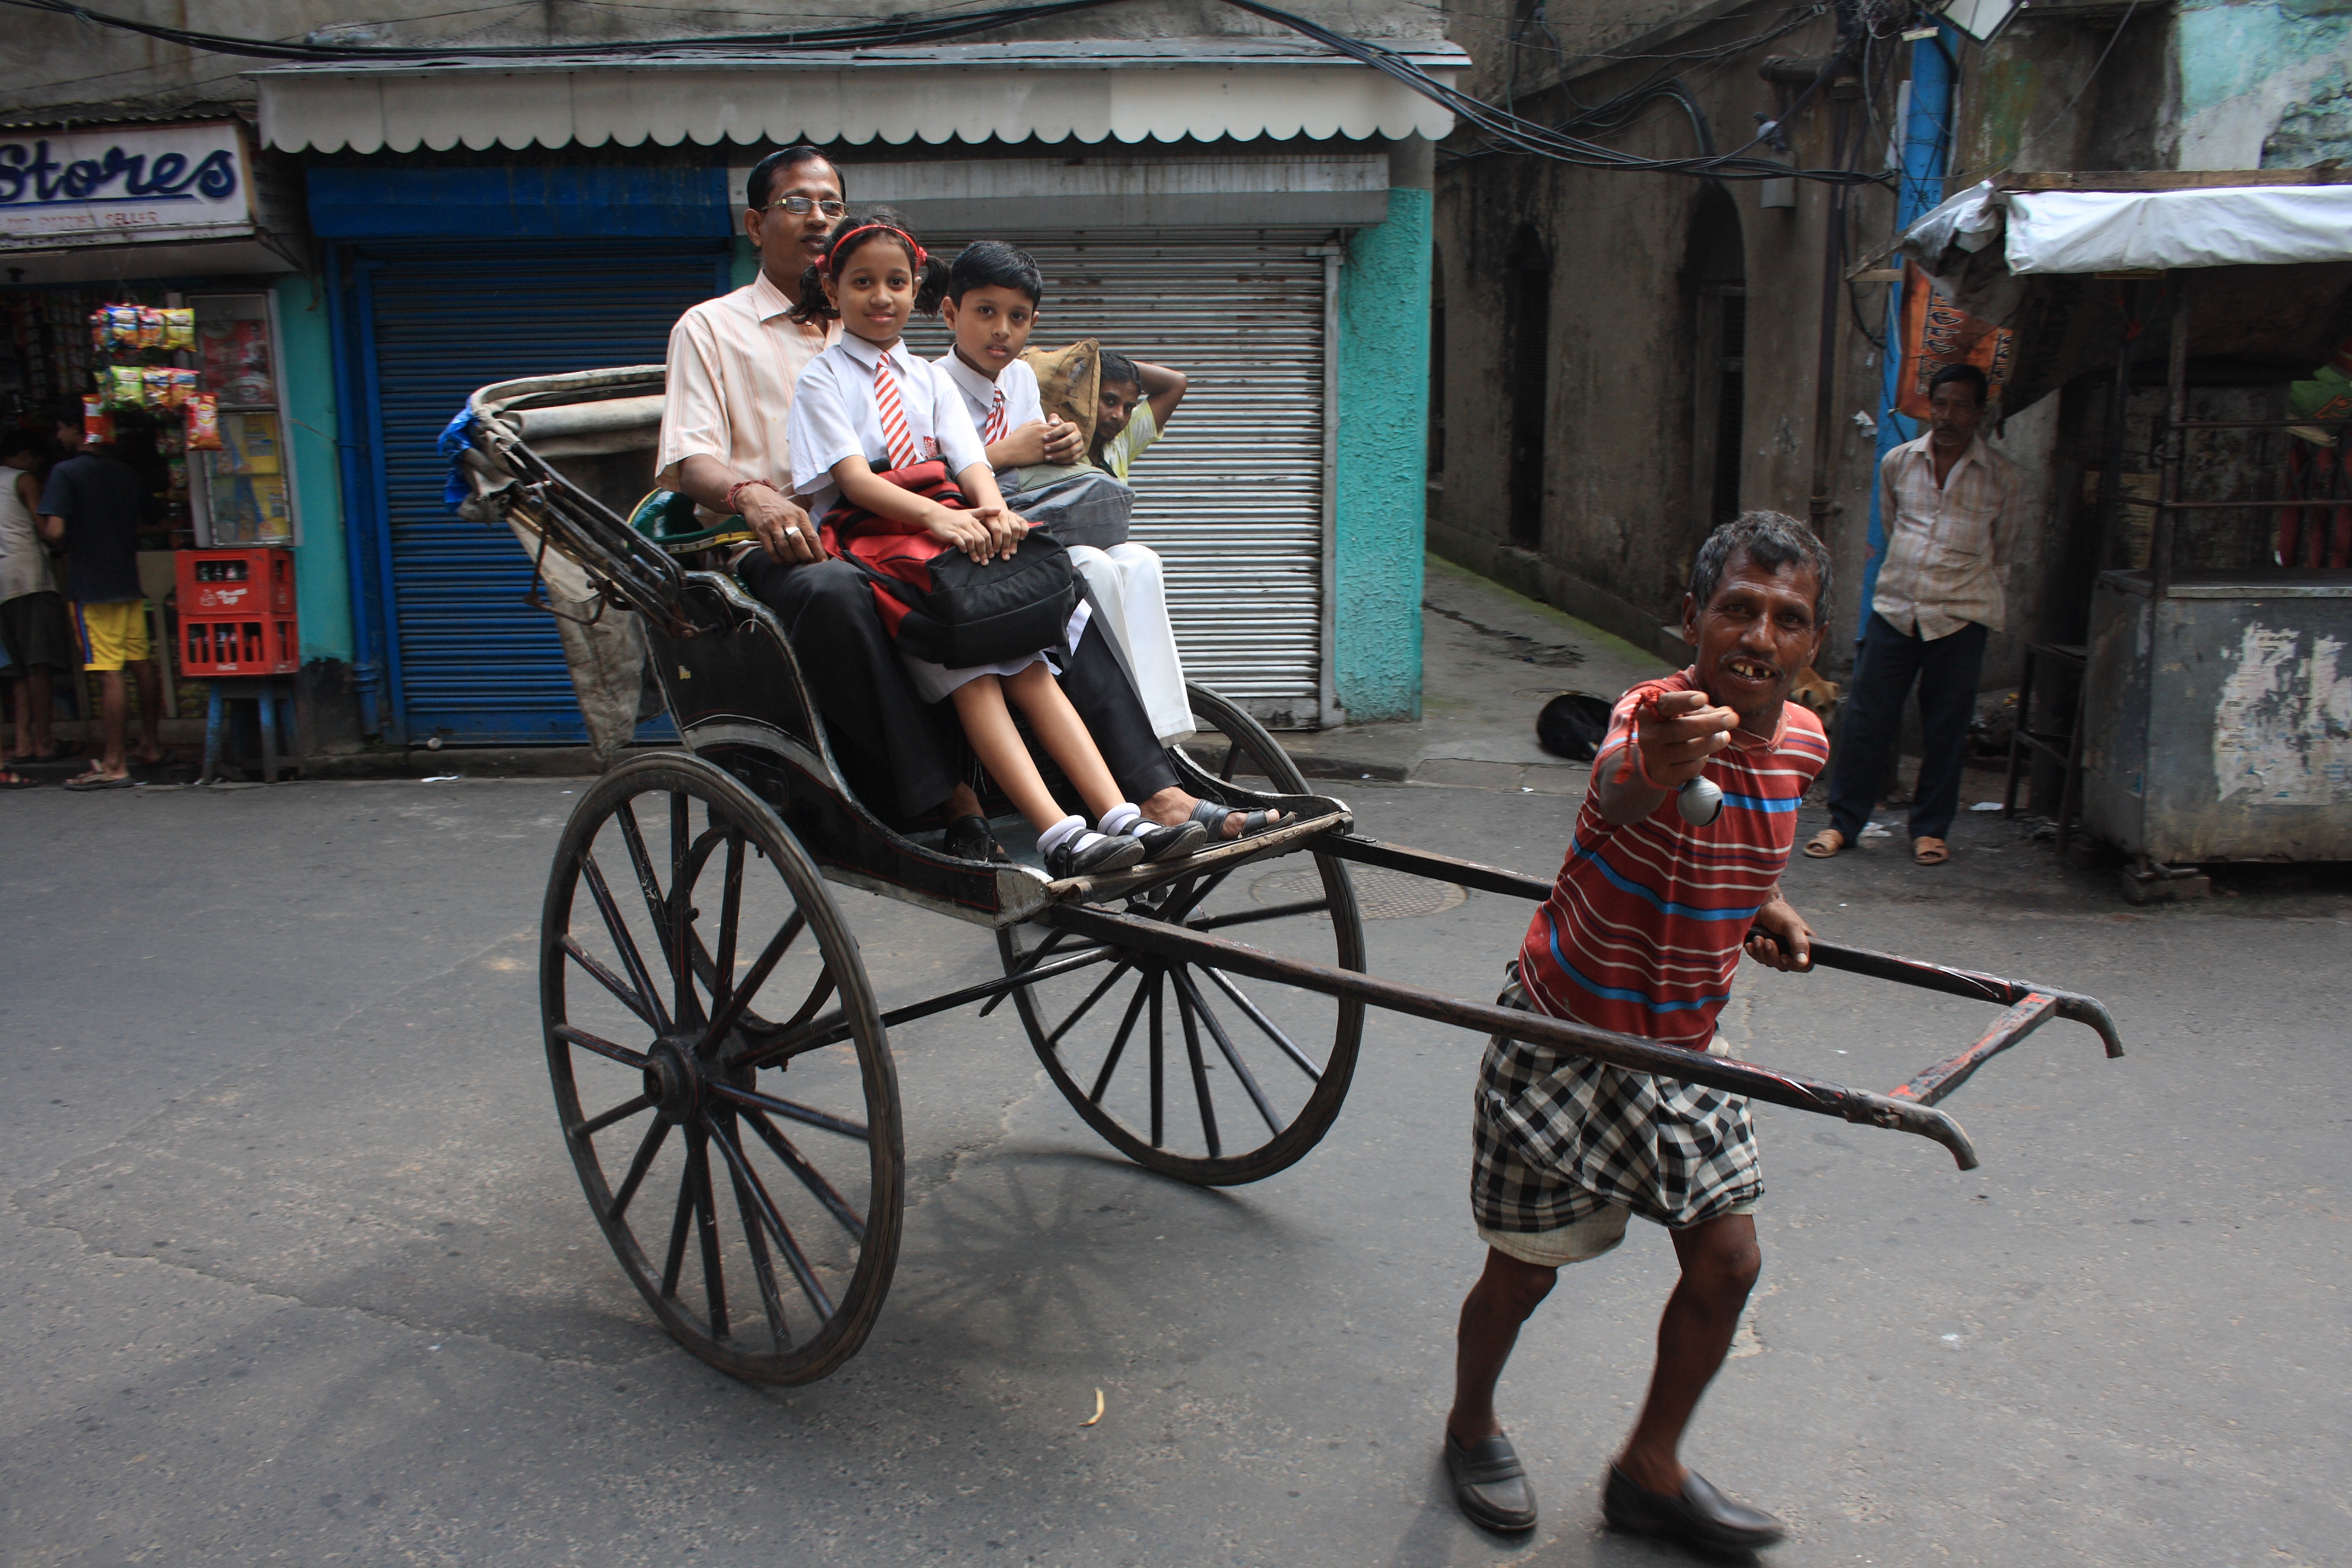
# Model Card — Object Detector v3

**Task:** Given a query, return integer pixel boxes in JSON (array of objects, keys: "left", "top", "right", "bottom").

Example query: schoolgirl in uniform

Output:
[{"left": 785, "top": 211, "right": 1200, "bottom": 877}]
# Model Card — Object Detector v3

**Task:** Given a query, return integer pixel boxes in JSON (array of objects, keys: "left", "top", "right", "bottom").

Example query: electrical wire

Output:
[{"left": 5, "top": 0, "right": 1886, "bottom": 184}]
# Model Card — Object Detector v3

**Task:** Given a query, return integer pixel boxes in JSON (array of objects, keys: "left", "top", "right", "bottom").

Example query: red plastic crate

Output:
[
  {"left": 182, "top": 615, "right": 298, "bottom": 676},
  {"left": 177, "top": 547, "right": 295, "bottom": 618}
]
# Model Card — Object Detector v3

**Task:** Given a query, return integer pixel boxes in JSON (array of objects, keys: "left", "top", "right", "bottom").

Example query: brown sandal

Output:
[
  {"left": 1913, "top": 836, "right": 1949, "bottom": 866},
  {"left": 1802, "top": 828, "right": 1844, "bottom": 858}
]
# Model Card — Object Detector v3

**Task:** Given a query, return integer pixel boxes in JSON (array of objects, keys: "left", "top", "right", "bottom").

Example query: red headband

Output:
[{"left": 827, "top": 223, "right": 927, "bottom": 273}]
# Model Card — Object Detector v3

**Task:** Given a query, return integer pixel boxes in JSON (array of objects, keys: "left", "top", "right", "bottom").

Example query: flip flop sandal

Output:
[
  {"left": 63, "top": 773, "right": 136, "bottom": 791},
  {"left": 0, "top": 768, "right": 39, "bottom": 790},
  {"left": 1802, "top": 828, "right": 1845, "bottom": 858},
  {"left": 1187, "top": 799, "right": 1289, "bottom": 841},
  {"left": 1913, "top": 837, "right": 1950, "bottom": 866}
]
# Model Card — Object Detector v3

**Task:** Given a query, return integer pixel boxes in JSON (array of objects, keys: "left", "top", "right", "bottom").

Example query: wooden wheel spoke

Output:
[
  {"left": 572, "top": 1092, "right": 653, "bottom": 1138},
  {"left": 1088, "top": 979, "right": 1153, "bottom": 1104},
  {"left": 781, "top": 967, "right": 838, "bottom": 1031},
  {"left": 705, "top": 1112, "right": 838, "bottom": 1321},
  {"left": 1158, "top": 865, "right": 1239, "bottom": 929},
  {"left": 713, "top": 832, "right": 746, "bottom": 1015},
  {"left": 580, "top": 852, "right": 672, "bottom": 1033},
  {"left": 1201, "top": 965, "right": 1324, "bottom": 1083},
  {"left": 979, "top": 928, "right": 1076, "bottom": 1018},
  {"left": 1219, "top": 741, "right": 1240, "bottom": 782},
  {"left": 697, "top": 911, "right": 805, "bottom": 1054},
  {"left": 660, "top": 1157, "right": 695, "bottom": 1299},
  {"left": 1046, "top": 961, "right": 1134, "bottom": 1048},
  {"left": 717, "top": 1129, "right": 792, "bottom": 1351},
  {"left": 742, "top": 1106, "right": 868, "bottom": 1242},
  {"left": 554, "top": 1024, "right": 648, "bottom": 1071},
  {"left": 1148, "top": 970, "right": 1166, "bottom": 1148},
  {"left": 610, "top": 1115, "right": 672, "bottom": 1221},
  {"left": 1173, "top": 973, "right": 1224, "bottom": 1159},
  {"left": 1189, "top": 897, "right": 1330, "bottom": 933},
  {"left": 560, "top": 935, "right": 658, "bottom": 1029},
  {"left": 687, "top": 1128, "right": 730, "bottom": 1338},
  {"left": 668, "top": 794, "right": 699, "bottom": 1029},
  {"left": 615, "top": 803, "right": 677, "bottom": 970},
  {"left": 707, "top": 1080, "right": 869, "bottom": 1142},
  {"left": 1172, "top": 967, "right": 1281, "bottom": 1136}
]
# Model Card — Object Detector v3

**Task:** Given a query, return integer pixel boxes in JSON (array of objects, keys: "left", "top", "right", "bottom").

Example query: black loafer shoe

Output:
[
  {"left": 943, "top": 814, "right": 1008, "bottom": 863},
  {"left": 1445, "top": 1431, "right": 1537, "bottom": 1534},
  {"left": 1132, "top": 818, "right": 1209, "bottom": 863},
  {"left": 1602, "top": 1464, "right": 1785, "bottom": 1552}
]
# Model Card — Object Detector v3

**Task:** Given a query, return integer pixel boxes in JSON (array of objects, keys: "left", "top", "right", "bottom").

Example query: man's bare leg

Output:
[
  {"left": 95, "top": 669, "right": 129, "bottom": 779},
  {"left": 1615, "top": 1212, "right": 1760, "bottom": 1493},
  {"left": 1446, "top": 1248, "right": 1558, "bottom": 1445},
  {"left": 129, "top": 658, "right": 165, "bottom": 765},
  {"left": 8, "top": 665, "right": 54, "bottom": 759}
]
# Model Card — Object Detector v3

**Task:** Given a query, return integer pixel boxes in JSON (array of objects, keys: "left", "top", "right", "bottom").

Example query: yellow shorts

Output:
[{"left": 76, "top": 599, "right": 153, "bottom": 671}]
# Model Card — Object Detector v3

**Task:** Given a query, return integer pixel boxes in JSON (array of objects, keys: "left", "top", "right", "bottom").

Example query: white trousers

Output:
[{"left": 1065, "top": 542, "right": 1192, "bottom": 743}]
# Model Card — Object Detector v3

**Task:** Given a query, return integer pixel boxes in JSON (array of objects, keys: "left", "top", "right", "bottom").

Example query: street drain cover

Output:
[{"left": 1251, "top": 866, "right": 1466, "bottom": 920}]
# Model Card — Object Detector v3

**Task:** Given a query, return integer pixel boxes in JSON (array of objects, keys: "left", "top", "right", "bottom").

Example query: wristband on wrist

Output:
[{"left": 724, "top": 478, "right": 777, "bottom": 515}]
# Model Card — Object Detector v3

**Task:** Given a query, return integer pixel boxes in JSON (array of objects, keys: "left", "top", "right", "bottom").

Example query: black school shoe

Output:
[
  {"left": 1445, "top": 1431, "right": 1537, "bottom": 1534},
  {"left": 943, "top": 814, "right": 1009, "bottom": 863},
  {"left": 1131, "top": 818, "right": 1209, "bottom": 863},
  {"left": 1602, "top": 1463, "right": 1786, "bottom": 1552},
  {"left": 1043, "top": 832, "right": 1146, "bottom": 879}
]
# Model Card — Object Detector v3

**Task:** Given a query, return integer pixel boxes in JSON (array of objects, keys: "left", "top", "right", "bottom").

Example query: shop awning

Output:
[
  {"left": 251, "top": 39, "right": 1465, "bottom": 155},
  {"left": 1900, "top": 177, "right": 2352, "bottom": 278}
]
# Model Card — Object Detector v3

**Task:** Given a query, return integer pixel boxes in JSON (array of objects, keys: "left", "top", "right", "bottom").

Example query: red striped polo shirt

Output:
[{"left": 1518, "top": 670, "right": 1829, "bottom": 1051}]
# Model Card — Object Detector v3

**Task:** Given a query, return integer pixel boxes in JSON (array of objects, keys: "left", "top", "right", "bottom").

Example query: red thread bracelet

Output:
[{"left": 725, "top": 478, "right": 777, "bottom": 515}]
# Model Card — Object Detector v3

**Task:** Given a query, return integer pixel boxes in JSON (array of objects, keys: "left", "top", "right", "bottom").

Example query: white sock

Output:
[
  {"left": 1037, "top": 814, "right": 1087, "bottom": 855},
  {"left": 1099, "top": 802, "right": 1142, "bottom": 837}
]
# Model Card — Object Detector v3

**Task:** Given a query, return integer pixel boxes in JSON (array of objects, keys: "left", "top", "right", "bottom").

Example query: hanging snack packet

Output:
[
  {"left": 170, "top": 367, "right": 199, "bottom": 408},
  {"left": 162, "top": 307, "right": 195, "bottom": 350},
  {"left": 145, "top": 367, "right": 175, "bottom": 408},
  {"left": 111, "top": 364, "right": 146, "bottom": 408},
  {"left": 83, "top": 394, "right": 115, "bottom": 445},
  {"left": 186, "top": 393, "right": 223, "bottom": 451},
  {"left": 136, "top": 305, "right": 166, "bottom": 349},
  {"left": 90, "top": 309, "right": 111, "bottom": 352},
  {"left": 107, "top": 305, "right": 140, "bottom": 348}
]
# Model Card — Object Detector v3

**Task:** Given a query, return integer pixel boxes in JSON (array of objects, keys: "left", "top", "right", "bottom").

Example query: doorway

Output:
[
  {"left": 1505, "top": 224, "right": 1551, "bottom": 550},
  {"left": 1685, "top": 185, "right": 1747, "bottom": 538}
]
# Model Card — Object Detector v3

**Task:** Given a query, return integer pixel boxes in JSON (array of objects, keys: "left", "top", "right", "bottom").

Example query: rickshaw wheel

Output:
[
  {"left": 999, "top": 685, "right": 1367, "bottom": 1186},
  {"left": 541, "top": 751, "right": 903, "bottom": 1383}
]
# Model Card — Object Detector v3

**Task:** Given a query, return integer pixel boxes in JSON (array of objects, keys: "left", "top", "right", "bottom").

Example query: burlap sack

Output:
[{"left": 1022, "top": 338, "right": 1100, "bottom": 452}]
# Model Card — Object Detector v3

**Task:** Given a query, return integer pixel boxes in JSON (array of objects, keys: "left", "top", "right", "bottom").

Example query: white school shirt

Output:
[
  {"left": 935, "top": 351, "right": 1045, "bottom": 481},
  {"left": 788, "top": 335, "right": 990, "bottom": 516}
]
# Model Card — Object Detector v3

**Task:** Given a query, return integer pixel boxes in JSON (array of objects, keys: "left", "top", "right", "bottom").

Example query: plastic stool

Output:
[{"left": 201, "top": 676, "right": 298, "bottom": 785}]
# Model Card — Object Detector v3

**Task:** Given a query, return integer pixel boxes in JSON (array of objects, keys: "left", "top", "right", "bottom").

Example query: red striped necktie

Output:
[
  {"left": 982, "top": 385, "right": 1007, "bottom": 445},
  {"left": 872, "top": 354, "right": 920, "bottom": 471}
]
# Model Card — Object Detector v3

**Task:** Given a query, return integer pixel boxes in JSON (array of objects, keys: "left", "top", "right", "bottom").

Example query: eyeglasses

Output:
[{"left": 762, "top": 197, "right": 848, "bottom": 218}]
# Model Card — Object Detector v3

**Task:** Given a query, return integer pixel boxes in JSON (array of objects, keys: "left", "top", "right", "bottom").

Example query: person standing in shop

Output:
[
  {"left": 40, "top": 407, "right": 165, "bottom": 790},
  {"left": 2, "top": 428, "right": 75, "bottom": 783}
]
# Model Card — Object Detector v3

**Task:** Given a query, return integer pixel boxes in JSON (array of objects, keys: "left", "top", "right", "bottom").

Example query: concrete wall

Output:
[
  {"left": 1334, "top": 177, "right": 1430, "bottom": 722},
  {"left": 2177, "top": 0, "right": 2352, "bottom": 169}
]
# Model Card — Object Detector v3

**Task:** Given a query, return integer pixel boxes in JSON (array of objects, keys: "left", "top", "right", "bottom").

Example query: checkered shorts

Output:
[{"left": 1471, "top": 963, "right": 1763, "bottom": 1238}]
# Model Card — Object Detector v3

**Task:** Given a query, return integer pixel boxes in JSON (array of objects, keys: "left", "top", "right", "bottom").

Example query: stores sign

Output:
[{"left": 0, "top": 121, "right": 254, "bottom": 250}]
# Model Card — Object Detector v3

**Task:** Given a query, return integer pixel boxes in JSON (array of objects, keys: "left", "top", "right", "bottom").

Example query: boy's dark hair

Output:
[
  {"left": 1689, "top": 510, "right": 1832, "bottom": 618},
  {"left": 1927, "top": 361, "right": 1990, "bottom": 407},
  {"left": 947, "top": 240, "right": 1043, "bottom": 307},
  {"left": 745, "top": 145, "right": 838, "bottom": 212},
  {"left": 789, "top": 206, "right": 952, "bottom": 324},
  {"left": 1097, "top": 350, "right": 1139, "bottom": 391}
]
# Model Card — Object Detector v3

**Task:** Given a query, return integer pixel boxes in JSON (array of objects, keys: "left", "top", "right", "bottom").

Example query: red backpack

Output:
[{"left": 817, "top": 462, "right": 1079, "bottom": 669}]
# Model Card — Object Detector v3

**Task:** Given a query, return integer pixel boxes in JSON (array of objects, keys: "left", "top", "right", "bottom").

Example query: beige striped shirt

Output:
[
  {"left": 656, "top": 270, "right": 839, "bottom": 518},
  {"left": 1873, "top": 431, "right": 2019, "bottom": 640}
]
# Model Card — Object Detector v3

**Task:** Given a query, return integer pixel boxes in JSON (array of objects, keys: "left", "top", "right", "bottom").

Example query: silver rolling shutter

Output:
[{"left": 901, "top": 230, "right": 1332, "bottom": 728}]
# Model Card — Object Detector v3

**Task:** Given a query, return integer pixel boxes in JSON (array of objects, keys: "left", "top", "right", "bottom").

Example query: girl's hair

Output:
[{"left": 789, "top": 206, "right": 952, "bottom": 324}]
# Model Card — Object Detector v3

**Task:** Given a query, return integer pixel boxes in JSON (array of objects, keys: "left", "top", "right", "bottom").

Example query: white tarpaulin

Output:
[{"left": 1898, "top": 181, "right": 2352, "bottom": 277}]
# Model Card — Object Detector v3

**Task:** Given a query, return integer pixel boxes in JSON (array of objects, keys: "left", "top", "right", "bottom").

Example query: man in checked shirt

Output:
[{"left": 1808, "top": 362, "right": 2017, "bottom": 867}]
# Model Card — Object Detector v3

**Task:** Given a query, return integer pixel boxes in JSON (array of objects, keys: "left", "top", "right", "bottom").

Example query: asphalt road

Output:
[{"left": 3, "top": 775, "right": 2345, "bottom": 1567}]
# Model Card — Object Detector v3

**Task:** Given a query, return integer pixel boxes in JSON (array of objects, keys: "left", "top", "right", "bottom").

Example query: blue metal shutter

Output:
[{"left": 359, "top": 244, "right": 729, "bottom": 744}]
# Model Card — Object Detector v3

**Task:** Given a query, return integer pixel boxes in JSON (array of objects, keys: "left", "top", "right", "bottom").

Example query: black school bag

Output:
[{"left": 817, "top": 461, "right": 1079, "bottom": 668}]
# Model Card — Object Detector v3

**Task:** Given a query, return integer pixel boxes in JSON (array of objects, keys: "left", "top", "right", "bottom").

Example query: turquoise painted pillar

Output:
[
  {"left": 1334, "top": 181, "right": 1431, "bottom": 724},
  {"left": 273, "top": 273, "right": 354, "bottom": 664}
]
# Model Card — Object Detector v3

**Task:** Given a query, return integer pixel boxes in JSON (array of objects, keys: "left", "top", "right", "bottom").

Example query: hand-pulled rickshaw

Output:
[{"left": 462, "top": 367, "right": 2125, "bottom": 1386}]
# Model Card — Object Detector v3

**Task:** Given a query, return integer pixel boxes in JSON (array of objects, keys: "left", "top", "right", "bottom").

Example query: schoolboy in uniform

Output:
[
  {"left": 935, "top": 243, "right": 1195, "bottom": 746},
  {"left": 1443, "top": 512, "right": 1832, "bottom": 1553}
]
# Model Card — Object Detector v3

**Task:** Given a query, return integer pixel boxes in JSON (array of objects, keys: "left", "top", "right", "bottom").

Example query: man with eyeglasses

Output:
[{"left": 657, "top": 148, "right": 1217, "bottom": 838}]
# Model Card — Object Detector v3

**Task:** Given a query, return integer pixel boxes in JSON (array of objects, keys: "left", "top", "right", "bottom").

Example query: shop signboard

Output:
[{"left": 0, "top": 120, "right": 255, "bottom": 250}]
